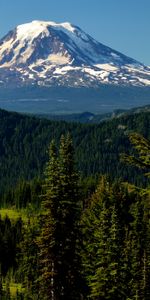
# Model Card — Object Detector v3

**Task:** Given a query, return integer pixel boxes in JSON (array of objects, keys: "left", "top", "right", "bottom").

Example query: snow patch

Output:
[
  {"left": 137, "top": 78, "right": 150, "bottom": 85},
  {"left": 29, "top": 74, "right": 35, "bottom": 79},
  {"left": 95, "top": 64, "right": 118, "bottom": 71},
  {"left": 53, "top": 65, "right": 80, "bottom": 75},
  {"left": 83, "top": 67, "right": 109, "bottom": 80},
  {"left": 125, "top": 65, "right": 150, "bottom": 75},
  {"left": 47, "top": 54, "right": 70, "bottom": 65}
]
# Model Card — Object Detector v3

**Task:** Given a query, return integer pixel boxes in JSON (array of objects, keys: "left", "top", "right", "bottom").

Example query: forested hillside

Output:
[
  {"left": 0, "top": 108, "right": 149, "bottom": 195},
  {"left": 0, "top": 132, "right": 149, "bottom": 299}
]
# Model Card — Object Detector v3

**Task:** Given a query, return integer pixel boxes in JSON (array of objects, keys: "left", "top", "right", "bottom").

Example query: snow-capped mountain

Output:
[{"left": 0, "top": 20, "right": 150, "bottom": 87}]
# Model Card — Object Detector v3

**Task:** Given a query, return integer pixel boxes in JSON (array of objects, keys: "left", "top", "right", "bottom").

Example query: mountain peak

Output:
[
  {"left": 16, "top": 20, "right": 75, "bottom": 38},
  {"left": 0, "top": 20, "right": 150, "bottom": 87}
]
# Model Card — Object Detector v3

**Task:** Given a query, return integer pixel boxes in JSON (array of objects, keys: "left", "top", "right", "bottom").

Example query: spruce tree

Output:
[
  {"left": 56, "top": 134, "right": 82, "bottom": 300},
  {"left": 107, "top": 204, "right": 126, "bottom": 300},
  {"left": 121, "top": 133, "right": 150, "bottom": 178},
  {"left": 81, "top": 176, "right": 110, "bottom": 296},
  {"left": 82, "top": 178, "right": 133, "bottom": 299},
  {"left": 38, "top": 135, "right": 82, "bottom": 300},
  {"left": 130, "top": 196, "right": 146, "bottom": 299},
  {"left": 90, "top": 201, "right": 110, "bottom": 299},
  {"left": 20, "top": 218, "right": 39, "bottom": 299},
  {"left": 38, "top": 140, "right": 60, "bottom": 300}
]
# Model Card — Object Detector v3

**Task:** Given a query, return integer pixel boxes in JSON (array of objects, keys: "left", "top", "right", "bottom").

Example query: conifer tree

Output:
[
  {"left": 82, "top": 178, "right": 133, "bottom": 299},
  {"left": 56, "top": 134, "right": 82, "bottom": 299},
  {"left": 81, "top": 176, "right": 110, "bottom": 294},
  {"left": 120, "top": 133, "right": 150, "bottom": 299},
  {"left": 142, "top": 223, "right": 150, "bottom": 300},
  {"left": 89, "top": 189, "right": 127, "bottom": 300},
  {"left": 121, "top": 133, "right": 150, "bottom": 178},
  {"left": 130, "top": 196, "right": 146, "bottom": 299},
  {"left": 20, "top": 219, "right": 39, "bottom": 299},
  {"left": 38, "top": 136, "right": 82, "bottom": 300},
  {"left": 38, "top": 140, "right": 60, "bottom": 300},
  {"left": 90, "top": 201, "right": 110, "bottom": 299},
  {"left": 107, "top": 204, "right": 126, "bottom": 300}
]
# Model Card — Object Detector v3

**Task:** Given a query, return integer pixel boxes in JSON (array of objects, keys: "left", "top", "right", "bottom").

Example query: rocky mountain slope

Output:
[{"left": 0, "top": 20, "right": 150, "bottom": 87}]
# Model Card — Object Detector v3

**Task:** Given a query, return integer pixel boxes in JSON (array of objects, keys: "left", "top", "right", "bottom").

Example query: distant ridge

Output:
[{"left": 36, "top": 104, "right": 150, "bottom": 123}]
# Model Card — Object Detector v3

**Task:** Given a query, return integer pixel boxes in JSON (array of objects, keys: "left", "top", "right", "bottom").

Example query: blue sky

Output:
[{"left": 0, "top": 0, "right": 150, "bottom": 65}]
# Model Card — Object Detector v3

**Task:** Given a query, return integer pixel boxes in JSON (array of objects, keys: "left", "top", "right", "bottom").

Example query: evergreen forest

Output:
[{"left": 0, "top": 108, "right": 150, "bottom": 299}]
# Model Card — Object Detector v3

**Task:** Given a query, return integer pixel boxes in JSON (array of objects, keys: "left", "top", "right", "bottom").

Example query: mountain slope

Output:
[
  {"left": 0, "top": 20, "right": 150, "bottom": 87},
  {"left": 0, "top": 108, "right": 149, "bottom": 193}
]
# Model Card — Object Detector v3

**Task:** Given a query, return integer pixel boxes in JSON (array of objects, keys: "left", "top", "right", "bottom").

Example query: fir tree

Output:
[
  {"left": 56, "top": 134, "right": 82, "bottom": 300},
  {"left": 38, "top": 135, "right": 82, "bottom": 300},
  {"left": 121, "top": 133, "right": 150, "bottom": 178},
  {"left": 130, "top": 196, "right": 146, "bottom": 300},
  {"left": 107, "top": 204, "right": 126, "bottom": 300},
  {"left": 20, "top": 218, "right": 39, "bottom": 299},
  {"left": 90, "top": 201, "right": 110, "bottom": 299},
  {"left": 81, "top": 176, "right": 110, "bottom": 296},
  {"left": 38, "top": 140, "right": 60, "bottom": 300}
]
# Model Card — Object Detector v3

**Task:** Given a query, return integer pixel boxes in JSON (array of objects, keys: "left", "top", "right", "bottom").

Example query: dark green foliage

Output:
[
  {"left": 0, "top": 266, "right": 3, "bottom": 297},
  {"left": 5, "top": 279, "right": 11, "bottom": 300},
  {"left": 19, "top": 220, "right": 39, "bottom": 298},
  {"left": 38, "top": 140, "right": 60, "bottom": 300},
  {"left": 0, "top": 118, "right": 150, "bottom": 299},
  {"left": 0, "top": 178, "right": 42, "bottom": 209},
  {"left": 0, "top": 215, "right": 23, "bottom": 276},
  {"left": 38, "top": 135, "right": 82, "bottom": 300},
  {"left": 121, "top": 132, "right": 150, "bottom": 177},
  {"left": 129, "top": 197, "right": 145, "bottom": 299},
  {"left": 0, "top": 108, "right": 150, "bottom": 196},
  {"left": 81, "top": 175, "right": 150, "bottom": 299},
  {"left": 81, "top": 177, "right": 110, "bottom": 290}
]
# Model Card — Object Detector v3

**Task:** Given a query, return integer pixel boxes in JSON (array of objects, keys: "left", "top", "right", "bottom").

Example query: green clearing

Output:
[
  {"left": 0, "top": 208, "right": 27, "bottom": 222},
  {"left": 3, "top": 282, "right": 24, "bottom": 298}
]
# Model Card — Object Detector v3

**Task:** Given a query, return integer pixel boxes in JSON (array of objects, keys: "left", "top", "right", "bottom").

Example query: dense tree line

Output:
[
  {"left": 0, "top": 178, "right": 42, "bottom": 209},
  {"left": 0, "top": 108, "right": 150, "bottom": 196}
]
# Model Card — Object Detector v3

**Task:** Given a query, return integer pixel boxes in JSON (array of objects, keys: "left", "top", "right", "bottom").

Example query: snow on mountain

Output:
[{"left": 0, "top": 20, "right": 150, "bottom": 87}]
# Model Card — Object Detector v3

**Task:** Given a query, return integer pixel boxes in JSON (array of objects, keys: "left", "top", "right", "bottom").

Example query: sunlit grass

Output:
[
  {"left": 3, "top": 282, "right": 24, "bottom": 297},
  {"left": 0, "top": 208, "right": 27, "bottom": 222},
  {"left": 0, "top": 205, "right": 40, "bottom": 224}
]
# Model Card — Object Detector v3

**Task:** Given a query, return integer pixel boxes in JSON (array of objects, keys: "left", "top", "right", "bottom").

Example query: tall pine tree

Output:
[{"left": 38, "top": 135, "right": 82, "bottom": 300}]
